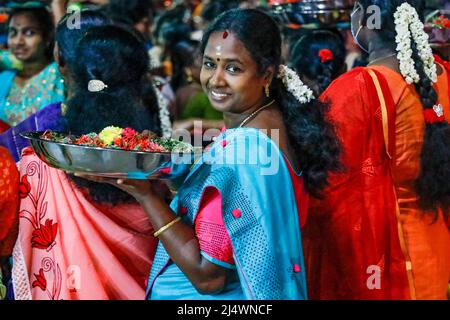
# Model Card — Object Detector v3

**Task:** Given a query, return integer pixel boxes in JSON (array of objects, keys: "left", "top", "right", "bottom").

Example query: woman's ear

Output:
[{"left": 264, "top": 66, "right": 275, "bottom": 83}]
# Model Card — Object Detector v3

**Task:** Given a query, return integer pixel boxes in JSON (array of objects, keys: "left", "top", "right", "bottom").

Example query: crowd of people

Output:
[{"left": 0, "top": 0, "right": 448, "bottom": 300}]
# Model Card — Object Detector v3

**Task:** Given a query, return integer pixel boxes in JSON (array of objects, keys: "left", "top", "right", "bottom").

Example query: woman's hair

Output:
[
  {"left": 56, "top": 9, "right": 111, "bottom": 68},
  {"left": 160, "top": 23, "right": 193, "bottom": 52},
  {"left": 153, "top": 5, "right": 190, "bottom": 45},
  {"left": 107, "top": 0, "right": 153, "bottom": 25},
  {"left": 201, "top": 9, "right": 341, "bottom": 197},
  {"left": 290, "top": 30, "right": 346, "bottom": 94},
  {"left": 170, "top": 39, "right": 200, "bottom": 91},
  {"left": 8, "top": 7, "right": 54, "bottom": 60},
  {"left": 358, "top": 0, "right": 450, "bottom": 219},
  {"left": 200, "top": 0, "right": 241, "bottom": 23},
  {"left": 64, "top": 25, "right": 161, "bottom": 204}
]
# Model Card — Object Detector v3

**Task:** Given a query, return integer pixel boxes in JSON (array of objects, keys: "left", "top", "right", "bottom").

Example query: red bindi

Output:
[{"left": 223, "top": 31, "right": 229, "bottom": 39}]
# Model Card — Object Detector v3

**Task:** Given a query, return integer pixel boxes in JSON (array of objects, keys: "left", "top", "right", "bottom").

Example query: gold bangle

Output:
[{"left": 153, "top": 217, "right": 182, "bottom": 237}]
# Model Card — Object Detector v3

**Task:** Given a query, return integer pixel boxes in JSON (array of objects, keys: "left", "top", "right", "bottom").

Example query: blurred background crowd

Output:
[{"left": 0, "top": 0, "right": 449, "bottom": 135}]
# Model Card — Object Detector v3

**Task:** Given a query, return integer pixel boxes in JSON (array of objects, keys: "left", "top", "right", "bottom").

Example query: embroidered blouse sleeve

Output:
[{"left": 194, "top": 186, "right": 235, "bottom": 269}]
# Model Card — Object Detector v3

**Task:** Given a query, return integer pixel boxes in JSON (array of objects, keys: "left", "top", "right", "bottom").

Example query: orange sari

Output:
[
  {"left": 303, "top": 65, "right": 450, "bottom": 300},
  {"left": 370, "top": 64, "right": 450, "bottom": 300}
]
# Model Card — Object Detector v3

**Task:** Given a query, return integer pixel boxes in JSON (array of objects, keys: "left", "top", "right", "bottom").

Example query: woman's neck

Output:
[
  {"left": 367, "top": 38, "right": 397, "bottom": 66},
  {"left": 18, "top": 59, "right": 49, "bottom": 80},
  {"left": 223, "top": 96, "right": 271, "bottom": 129}
]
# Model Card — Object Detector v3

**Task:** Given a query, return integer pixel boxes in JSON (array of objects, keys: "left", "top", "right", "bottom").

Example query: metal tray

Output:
[{"left": 21, "top": 131, "right": 200, "bottom": 180}]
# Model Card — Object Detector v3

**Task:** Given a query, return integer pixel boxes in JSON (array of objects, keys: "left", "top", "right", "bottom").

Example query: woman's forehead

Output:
[
  {"left": 9, "top": 12, "right": 41, "bottom": 29},
  {"left": 204, "top": 31, "right": 253, "bottom": 62}
]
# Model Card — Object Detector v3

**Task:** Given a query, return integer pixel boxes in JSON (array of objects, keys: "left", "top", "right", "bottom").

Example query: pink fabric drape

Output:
[{"left": 13, "top": 149, "right": 157, "bottom": 300}]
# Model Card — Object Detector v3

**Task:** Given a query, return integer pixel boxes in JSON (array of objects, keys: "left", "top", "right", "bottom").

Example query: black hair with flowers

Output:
[
  {"left": 290, "top": 30, "right": 346, "bottom": 96},
  {"left": 357, "top": 0, "right": 449, "bottom": 219}
]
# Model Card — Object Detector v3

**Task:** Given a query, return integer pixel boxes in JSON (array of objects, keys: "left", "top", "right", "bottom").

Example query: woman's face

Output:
[
  {"left": 8, "top": 12, "right": 48, "bottom": 63},
  {"left": 200, "top": 31, "right": 268, "bottom": 114}
]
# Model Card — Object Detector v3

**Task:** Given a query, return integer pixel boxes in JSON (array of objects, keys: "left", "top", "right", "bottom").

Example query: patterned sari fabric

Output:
[
  {"left": 147, "top": 128, "right": 308, "bottom": 300},
  {"left": 303, "top": 66, "right": 450, "bottom": 300},
  {"left": 12, "top": 149, "right": 158, "bottom": 300},
  {"left": 0, "top": 62, "right": 65, "bottom": 127}
]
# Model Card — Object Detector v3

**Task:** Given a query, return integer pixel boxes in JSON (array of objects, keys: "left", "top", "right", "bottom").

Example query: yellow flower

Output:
[{"left": 98, "top": 126, "right": 123, "bottom": 145}]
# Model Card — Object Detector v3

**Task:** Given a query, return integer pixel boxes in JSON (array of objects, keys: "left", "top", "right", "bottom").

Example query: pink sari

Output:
[{"left": 12, "top": 148, "right": 158, "bottom": 300}]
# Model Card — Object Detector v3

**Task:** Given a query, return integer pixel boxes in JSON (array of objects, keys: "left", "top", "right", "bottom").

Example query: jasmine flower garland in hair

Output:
[
  {"left": 407, "top": 7, "right": 437, "bottom": 83},
  {"left": 277, "top": 65, "right": 315, "bottom": 104},
  {"left": 153, "top": 84, "right": 173, "bottom": 138},
  {"left": 394, "top": 3, "right": 437, "bottom": 84}
]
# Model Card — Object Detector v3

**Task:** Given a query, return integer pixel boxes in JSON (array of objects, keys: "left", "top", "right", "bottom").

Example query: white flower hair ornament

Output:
[
  {"left": 153, "top": 83, "right": 173, "bottom": 138},
  {"left": 277, "top": 65, "right": 315, "bottom": 104},
  {"left": 394, "top": 3, "right": 437, "bottom": 84}
]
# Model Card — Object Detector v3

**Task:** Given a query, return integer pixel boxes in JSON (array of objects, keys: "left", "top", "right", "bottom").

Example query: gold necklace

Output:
[{"left": 238, "top": 100, "right": 275, "bottom": 128}]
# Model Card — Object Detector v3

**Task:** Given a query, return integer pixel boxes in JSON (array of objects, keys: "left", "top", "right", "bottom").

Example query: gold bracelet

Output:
[{"left": 153, "top": 217, "right": 182, "bottom": 237}]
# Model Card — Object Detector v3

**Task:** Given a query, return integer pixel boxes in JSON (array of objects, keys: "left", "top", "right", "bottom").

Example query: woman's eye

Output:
[
  {"left": 8, "top": 29, "right": 17, "bottom": 37},
  {"left": 227, "top": 65, "right": 241, "bottom": 74},
  {"left": 203, "top": 61, "right": 215, "bottom": 69},
  {"left": 24, "top": 30, "right": 35, "bottom": 37}
]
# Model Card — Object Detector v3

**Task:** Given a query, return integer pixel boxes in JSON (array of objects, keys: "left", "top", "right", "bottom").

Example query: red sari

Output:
[
  {"left": 303, "top": 64, "right": 450, "bottom": 300},
  {"left": 0, "top": 146, "right": 19, "bottom": 257}
]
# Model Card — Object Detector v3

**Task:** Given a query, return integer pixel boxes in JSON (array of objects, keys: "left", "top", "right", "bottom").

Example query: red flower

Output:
[
  {"left": 19, "top": 175, "right": 31, "bottom": 199},
  {"left": 32, "top": 268, "right": 47, "bottom": 291},
  {"left": 318, "top": 49, "right": 334, "bottom": 63},
  {"left": 122, "top": 127, "right": 138, "bottom": 140},
  {"left": 113, "top": 136, "right": 123, "bottom": 148},
  {"left": 31, "top": 219, "right": 58, "bottom": 251},
  {"left": 433, "top": 15, "right": 450, "bottom": 29}
]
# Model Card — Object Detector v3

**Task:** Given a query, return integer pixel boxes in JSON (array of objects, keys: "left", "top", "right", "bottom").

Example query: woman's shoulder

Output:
[
  {"left": 205, "top": 128, "right": 282, "bottom": 174},
  {"left": 321, "top": 67, "right": 373, "bottom": 103},
  {"left": 321, "top": 67, "right": 371, "bottom": 98}
]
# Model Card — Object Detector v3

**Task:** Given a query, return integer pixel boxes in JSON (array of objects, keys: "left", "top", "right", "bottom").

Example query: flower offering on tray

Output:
[
  {"left": 40, "top": 126, "right": 194, "bottom": 153},
  {"left": 21, "top": 128, "right": 198, "bottom": 180}
]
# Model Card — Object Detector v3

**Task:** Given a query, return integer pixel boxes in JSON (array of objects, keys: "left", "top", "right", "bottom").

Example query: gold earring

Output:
[
  {"left": 265, "top": 83, "right": 270, "bottom": 97},
  {"left": 185, "top": 68, "right": 193, "bottom": 83}
]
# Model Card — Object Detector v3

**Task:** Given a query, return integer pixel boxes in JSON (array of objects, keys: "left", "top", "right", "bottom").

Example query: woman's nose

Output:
[
  {"left": 11, "top": 33, "right": 25, "bottom": 46},
  {"left": 209, "top": 68, "right": 225, "bottom": 87}
]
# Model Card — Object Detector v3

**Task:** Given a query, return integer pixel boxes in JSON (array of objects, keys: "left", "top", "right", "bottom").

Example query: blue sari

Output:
[{"left": 147, "top": 128, "right": 308, "bottom": 300}]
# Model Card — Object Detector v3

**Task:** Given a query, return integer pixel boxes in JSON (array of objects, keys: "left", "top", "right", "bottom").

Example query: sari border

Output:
[
  {"left": 12, "top": 236, "right": 32, "bottom": 300},
  {"left": 367, "top": 68, "right": 417, "bottom": 300}
]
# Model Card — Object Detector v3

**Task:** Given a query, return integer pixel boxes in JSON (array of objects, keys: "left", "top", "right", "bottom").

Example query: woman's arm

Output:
[{"left": 74, "top": 175, "right": 230, "bottom": 294}]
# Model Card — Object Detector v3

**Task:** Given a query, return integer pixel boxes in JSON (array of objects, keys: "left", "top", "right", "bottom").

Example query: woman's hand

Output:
[{"left": 72, "top": 173, "right": 158, "bottom": 202}]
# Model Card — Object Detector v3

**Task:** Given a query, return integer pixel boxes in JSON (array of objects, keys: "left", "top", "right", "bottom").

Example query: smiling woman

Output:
[
  {"left": 0, "top": 6, "right": 64, "bottom": 127},
  {"left": 80, "top": 8, "right": 341, "bottom": 300}
]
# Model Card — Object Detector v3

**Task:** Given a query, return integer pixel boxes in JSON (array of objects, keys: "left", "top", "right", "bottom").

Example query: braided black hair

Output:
[
  {"left": 201, "top": 9, "right": 341, "bottom": 197},
  {"left": 359, "top": 0, "right": 450, "bottom": 219},
  {"left": 65, "top": 25, "right": 161, "bottom": 205}
]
